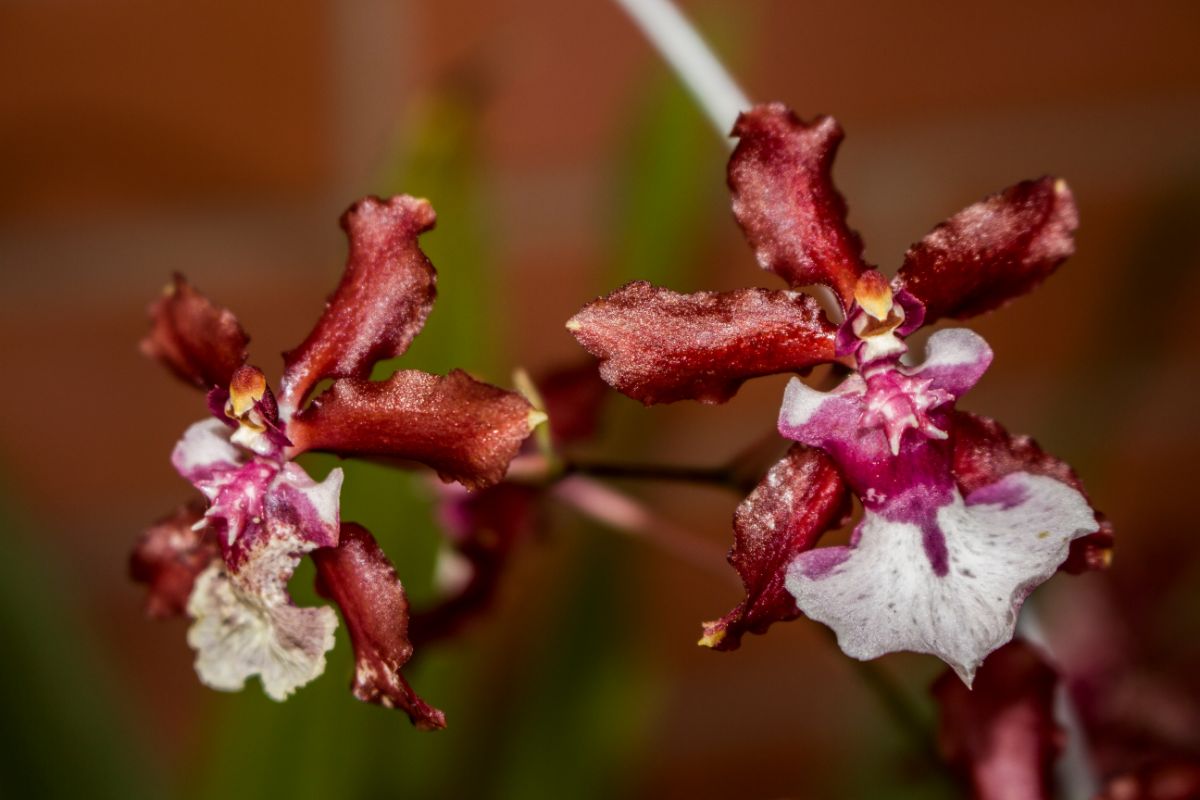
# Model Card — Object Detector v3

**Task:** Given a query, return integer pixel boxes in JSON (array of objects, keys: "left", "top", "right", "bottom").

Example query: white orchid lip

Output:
[
  {"left": 170, "top": 410, "right": 345, "bottom": 701},
  {"left": 778, "top": 321, "right": 1100, "bottom": 680}
]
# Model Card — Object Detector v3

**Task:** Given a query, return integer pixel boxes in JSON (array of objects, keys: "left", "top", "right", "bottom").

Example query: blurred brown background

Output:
[{"left": 2, "top": 1, "right": 1198, "bottom": 797}]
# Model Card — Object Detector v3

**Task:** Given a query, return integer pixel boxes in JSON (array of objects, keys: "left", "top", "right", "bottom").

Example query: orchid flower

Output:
[
  {"left": 132, "top": 196, "right": 542, "bottom": 727},
  {"left": 568, "top": 103, "right": 1112, "bottom": 682}
]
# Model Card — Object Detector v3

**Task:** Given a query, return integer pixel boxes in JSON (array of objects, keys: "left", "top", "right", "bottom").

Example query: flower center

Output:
[
  {"left": 224, "top": 365, "right": 287, "bottom": 456},
  {"left": 850, "top": 271, "right": 906, "bottom": 364},
  {"left": 860, "top": 370, "right": 951, "bottom": 455}
]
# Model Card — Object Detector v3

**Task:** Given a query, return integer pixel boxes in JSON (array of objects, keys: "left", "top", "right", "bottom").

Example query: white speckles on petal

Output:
[
  {"left": 786, "top": 472, "right": 1097, "bottom": 684},
  {"left": 172, "top": 419, "right": 240, "bottom": 482},
  {"left": 187, "top": 564, "right": 337, "bottom": 700}
]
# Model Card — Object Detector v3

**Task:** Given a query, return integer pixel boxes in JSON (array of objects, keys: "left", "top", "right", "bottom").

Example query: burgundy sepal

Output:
[
  {"left": 699, "top": 446, "right": 850, "bottom": 651},
  {"left": 141, "top": 274, "right": 249, "bottom": 390},
  {"left": 288, "top": 369, "right": 537, "bottom": 491},
  {"left": 933, "top": 640, "right": 1063, "bottom": 800},
  {"left": 536, "top": 362, "right": 610, "bottom": 445},
  {"left": 898, "top": 177, "right": 1078, "bottom": 323},
  {"left": 568, "top": 281, "right": 837, "bottom": 405},
  {"left": 312, "top": 523, "right": 446, "bottom": 729},
  {"left": 951, "top": 411, "right": 1113, "bottom": 573},
  {"left": 728, "top": 104, "right": 867, "bottom": 305},
  {"left": 280, "top": 196, "right": 438, "bottom": 410},
  {"left": 130, "top": 503, "right": 218, "bottom": 618}
]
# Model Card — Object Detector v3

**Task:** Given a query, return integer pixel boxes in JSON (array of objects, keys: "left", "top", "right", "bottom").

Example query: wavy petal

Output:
[
  {"left": 130, "top": 503, "right": 218, "bottom": 618},
  {"left": 728, "top": 104, "right": 867, "bottom": 305},
  {"left": 898, "top": 177, "right": 1078, "bottom": 323},
  {"left": 699, "top": 446, "right": 849, "bottom": 651},
  {"left": 288, "top": 369, "right": 538, "bottom": 490},
  {"left": 280, "top": 196, "right": 438, "bottom": 411},
  {"left": 787, "top": 473, "right": 1097, "bottom": 683},
  {"left": 933, "top": 640, "right": 1062, "bottom": 800},
  {"left": 187, "top": 563, "right": 338, "bottom": 701},
  {"left": 313, "top": 522, "right": 446, "bottom": 729},
  {"left": 141, "top": 274, "right": 249, "bottom": 390},
  {"left": 951, "top": 411, "right": 1113, "bottom": 573},
  {"left": 568, "top": 281, "right": 837, "bottom": 405}
]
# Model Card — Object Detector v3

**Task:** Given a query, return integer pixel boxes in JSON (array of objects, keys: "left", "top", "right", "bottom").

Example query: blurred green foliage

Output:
[{"left": 0, "top": 507, "right": 162, "bottom": 798}]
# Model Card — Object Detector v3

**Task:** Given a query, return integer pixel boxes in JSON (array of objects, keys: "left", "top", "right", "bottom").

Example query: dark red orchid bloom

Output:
[
  {"left": 934, "top": 640, "right": 1064, "bottom": 800},
  {"left": 131, "top": 196, "right": 542, "bottom": 728},
  {"left": 934, "top": 639, "right": 1200, "bottom": 800},
  {"left": 568, "top": 103, "right": 1112, "bottom": 682}
]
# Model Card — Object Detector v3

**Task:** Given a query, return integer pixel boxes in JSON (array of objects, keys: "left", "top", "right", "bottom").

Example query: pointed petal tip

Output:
[
  {"left": 898, "top": 176, "right": 1080, "bottom": 322},
  {"left": 697, "top": 624, "right": 726, "bottom": 649}
]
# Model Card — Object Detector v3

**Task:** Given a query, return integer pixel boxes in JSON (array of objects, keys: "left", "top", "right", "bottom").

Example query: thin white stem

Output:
[
  {"left": 611, "top": 0, "right": 750, "bottom": 146},
  {"left": 611, "top": 0, "right": 842, "bottom": 319},
  {"left": 1018, "top": 606, "right": 1101, "bottom": 800}
]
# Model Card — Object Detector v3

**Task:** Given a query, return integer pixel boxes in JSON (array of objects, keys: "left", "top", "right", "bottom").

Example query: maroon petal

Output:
[
  {"left": 567, "top": 281, "right": 837, "bottom": 405},
  {"left": 280, "top": 196, "right": 438, "bottom": 410},
  {"left": 933, "top": 640, "right": 1063, "bottom": 800},
  {"left": 898, "top": 177, "right": 1078, "bottom": 323},
  {"left": 141, "top": 274, "right": 249, "bottom": 390},
  {"left": 699, "top": 445, "right": 850, "bottom": 651},
  {"left": 951, "top": 411, "right": 1113, "bottom": 573},
  {"left": 411, "top": 482, "right": 540, "bottom": 646},
  {"left": 130, "top": 503, "right": 218, "bottom": 618},
  {"left": 288, "top": 369, "right": 538, "bottom": 491},
  {"left": 728, "top": 103, "right": 867, "bottom": 306},
  {"left": 312, "top": 522, "right": 446, "bottom": 729}
]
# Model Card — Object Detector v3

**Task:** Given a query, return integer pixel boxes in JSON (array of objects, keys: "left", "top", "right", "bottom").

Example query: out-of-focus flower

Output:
[
  {"left": 132, "top": 196, "right": 541, "bottom": 727},
  {"left": 568, "top": 103, "right": 1111, "bottom": 682},
  {"left": 1098, "top": 761, "right": 1200, "bottom": 800},
  {"left": 413, "top": 363, "right": 608, "bottom": 646},
  {"left": 933, "top": 640, "right": 1063, "bottom": 800},
  {"left": 935, "top": 638, "right": 1200, "bottom": 800}
]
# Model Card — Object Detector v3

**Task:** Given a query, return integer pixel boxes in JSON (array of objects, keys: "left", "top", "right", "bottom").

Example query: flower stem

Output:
[
  {"left": 610, "top": 0, "right": 750, "bottom": 144},
  {"left": 552, "top": 475, "right": 735, "bottom": 581},
  {"left": 608, "top": 0, "right": 842, "bottom": 318},
  {"left": 564, "top": 458, "right": 747, "bottom": 491}
]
